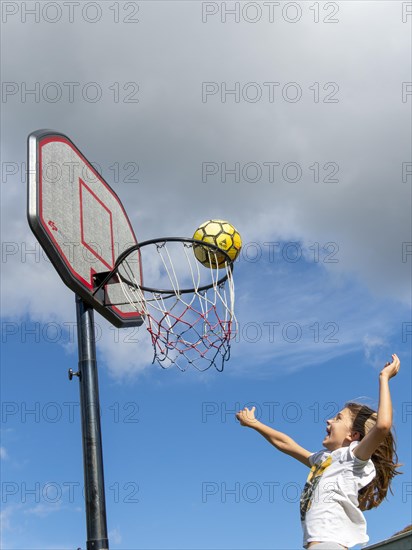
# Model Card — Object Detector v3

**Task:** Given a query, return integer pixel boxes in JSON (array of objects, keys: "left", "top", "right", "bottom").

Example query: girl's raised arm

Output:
[
  {"left": 353, "top": 354, "right": 400, "bottom": 461},
  {"left": 236, "top": 406, "right": 313, "bottom": 467}
]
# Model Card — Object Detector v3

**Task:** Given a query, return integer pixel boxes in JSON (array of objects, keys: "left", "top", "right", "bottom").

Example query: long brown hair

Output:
[{"left": 345, "top": 402, "right": 402, "bottom": 511}]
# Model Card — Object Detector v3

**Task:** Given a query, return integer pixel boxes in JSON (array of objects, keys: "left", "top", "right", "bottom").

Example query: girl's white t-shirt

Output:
[{"left": 300, "top": 441, "right": 376, "bottom": 548}]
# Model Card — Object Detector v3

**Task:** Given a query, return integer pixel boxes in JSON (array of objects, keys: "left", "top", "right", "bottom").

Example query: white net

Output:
[{"left": 116, "top": 240, "right": 237, "bottom": 371}]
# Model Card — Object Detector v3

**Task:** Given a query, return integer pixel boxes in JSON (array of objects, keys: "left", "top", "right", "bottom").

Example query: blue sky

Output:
[
  {"left": 1, "top": 1, "right": 411, "bottom": 549},
  {"left": 1, "top": 248, "right": 411, "bottom": 549}
]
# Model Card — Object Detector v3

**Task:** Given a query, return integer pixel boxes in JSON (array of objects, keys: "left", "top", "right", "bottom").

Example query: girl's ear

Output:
[{"left": 351, "top": 431, "right": 361, "bottom": 441}]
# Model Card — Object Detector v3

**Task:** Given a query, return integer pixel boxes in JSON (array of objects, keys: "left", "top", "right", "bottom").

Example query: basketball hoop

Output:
[
  {"left": 93, "top": 238, "right": 237, "bottom": 371},
  {"left": 28, "top": 129, "right": 240, "bottom": 550}
]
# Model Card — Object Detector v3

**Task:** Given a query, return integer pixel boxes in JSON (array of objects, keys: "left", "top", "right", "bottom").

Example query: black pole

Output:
[{"left": 75, "top": 295, "right": 109, "bottom": 550}]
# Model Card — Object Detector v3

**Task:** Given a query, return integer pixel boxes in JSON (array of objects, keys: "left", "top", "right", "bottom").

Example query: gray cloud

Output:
[{"left": 1, "top": 2, "right": 410, "bottom": 356}]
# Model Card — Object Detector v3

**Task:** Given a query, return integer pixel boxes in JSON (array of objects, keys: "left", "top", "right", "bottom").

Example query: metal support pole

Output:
[{"left": 75, "top": 295, "right": 109, "bottom": 550}]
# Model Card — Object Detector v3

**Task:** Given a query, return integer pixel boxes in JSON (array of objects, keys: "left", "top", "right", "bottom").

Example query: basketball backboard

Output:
[{"left": 27, "top": 129, "right": 144, "bottom": 327}]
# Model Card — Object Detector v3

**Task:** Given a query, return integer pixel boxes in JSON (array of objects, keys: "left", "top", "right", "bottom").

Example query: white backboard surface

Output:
[{"left": 28, "top": 130, "right": 144, "bottom": 327}]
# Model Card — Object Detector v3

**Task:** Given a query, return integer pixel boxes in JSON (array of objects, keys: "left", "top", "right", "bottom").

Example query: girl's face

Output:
[{"left": 323, "top": 407, "right": 359, "bottom": 451}]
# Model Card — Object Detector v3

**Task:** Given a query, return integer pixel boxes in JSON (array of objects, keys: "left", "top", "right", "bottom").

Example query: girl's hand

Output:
[
  {"left": 380, "top": 353, "right": 400, "bottom": 380},
  {"left": 236, "top": 406, "right": 257, "bottom": 427}
]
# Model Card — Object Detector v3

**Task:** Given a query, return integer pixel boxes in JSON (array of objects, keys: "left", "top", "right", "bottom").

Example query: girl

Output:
[{"left": 236, "top": 354, "right": 402, "bottom": 550}]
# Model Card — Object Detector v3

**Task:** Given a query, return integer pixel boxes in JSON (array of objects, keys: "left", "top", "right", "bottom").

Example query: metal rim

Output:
[{"left": 92, "top": 237, "right": 235, "bottom": 297}]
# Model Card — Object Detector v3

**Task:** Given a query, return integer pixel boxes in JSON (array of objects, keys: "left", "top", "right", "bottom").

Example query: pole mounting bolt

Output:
[{"left": 68, "top": 368, "right": 80, "bottom": 380}]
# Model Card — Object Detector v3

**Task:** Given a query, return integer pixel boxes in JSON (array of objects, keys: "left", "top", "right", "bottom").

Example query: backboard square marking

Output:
[{"left": 79, "top": 178, "right": 115, "bottom": 270}]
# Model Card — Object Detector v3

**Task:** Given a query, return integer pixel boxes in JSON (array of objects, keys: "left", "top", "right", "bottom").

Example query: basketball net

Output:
[{"left": 115, "top": 240, "right": 237, "bottom": 371}]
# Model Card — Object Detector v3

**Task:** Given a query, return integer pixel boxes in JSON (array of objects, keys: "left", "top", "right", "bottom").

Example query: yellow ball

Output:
[{"left": 193, "top": 219, "right": 242, "bottom": 268}]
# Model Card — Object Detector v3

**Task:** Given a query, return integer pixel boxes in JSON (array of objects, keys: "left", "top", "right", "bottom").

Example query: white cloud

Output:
[
  {"left": 108, "top": 527, "right": 122, "bottom": 544},
  {"left": 363, "top": 335, "right": 391, "bottom": 370},
  {"left": 24, "top": 502, "right": 63, "bottom": 518},
  {"left": 229, "top": 260, "right": 400, "bottom": 377},
  {"left": 0, "top": 446, "right": 8, "bottom": 460},
  {"left": 1, "top": 1, "right": 410, "bottom": 379},
  {"left": 0, "top": 505, "right": 14, "bottom": 531},
  {"left": 0, "top": 504, "right": 25, "bottom": 549},
  {"left": 97, "top": 317, "right": 154, "bottom": 379}
]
